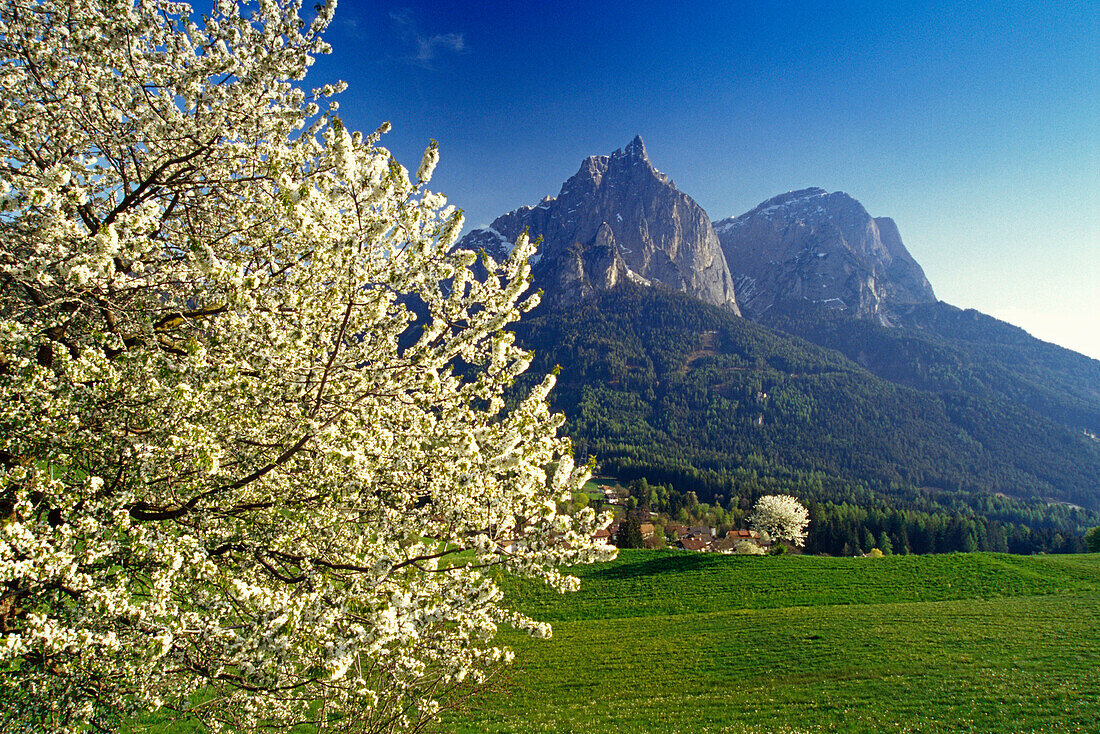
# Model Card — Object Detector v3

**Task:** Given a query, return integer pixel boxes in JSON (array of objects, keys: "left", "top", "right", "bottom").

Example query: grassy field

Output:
[{"left": 445, "top": 551, "right": 1100, "bottom": 733}]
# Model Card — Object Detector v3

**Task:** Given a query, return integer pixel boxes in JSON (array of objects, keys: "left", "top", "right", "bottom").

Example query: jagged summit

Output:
[
  {"left": 616, "top": 134, "right": 649, "bottom": 160},
  {"left": 715, "top": 189, "right": 935, "bottom": 324},
  {"left": 457, "top": 138, "right": 738, "bottom": 312},
  {"left": 560, "top": 135, "right": 670, "bottom": 194}
]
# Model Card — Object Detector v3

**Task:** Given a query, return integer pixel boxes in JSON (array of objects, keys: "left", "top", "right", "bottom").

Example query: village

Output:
[{"left": 589, "top": 482, "right": 778, "bottom": 554}]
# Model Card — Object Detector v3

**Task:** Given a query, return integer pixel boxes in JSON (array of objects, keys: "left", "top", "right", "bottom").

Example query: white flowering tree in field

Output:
[
  {"left": 748, "top": 495, "right": 810, "bottom": 547},
  {"left": 0, "top": 1, "right": 613, "bottom": 731}
]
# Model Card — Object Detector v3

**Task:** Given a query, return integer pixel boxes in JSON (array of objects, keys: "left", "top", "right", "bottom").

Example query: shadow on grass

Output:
[{"left": 588, "top": 551, "right": 732, "bottom": 580}]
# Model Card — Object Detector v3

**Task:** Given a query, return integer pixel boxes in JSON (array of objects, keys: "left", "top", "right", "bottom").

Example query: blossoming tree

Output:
[
  {"left": 0, "top": 1, "right": 613, "bottom": 731},
  {"left": 748, "top": 495, "right": 810, "bottom": 547}
]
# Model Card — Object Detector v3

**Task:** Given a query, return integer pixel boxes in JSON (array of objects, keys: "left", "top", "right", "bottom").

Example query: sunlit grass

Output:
[{"left": 449, "top": 551, "right": 1100, "bottom": 733}]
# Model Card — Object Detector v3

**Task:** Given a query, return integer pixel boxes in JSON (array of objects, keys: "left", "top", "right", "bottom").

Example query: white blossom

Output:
[
  {"left": 0, "top": 2, "right": 614, "bottom": 731},
  {"left": 748, "top": 495, "right": 811, "bottom": 546},
  {"left": 416, "top": 139, "right": 440, "bottom": 184}
]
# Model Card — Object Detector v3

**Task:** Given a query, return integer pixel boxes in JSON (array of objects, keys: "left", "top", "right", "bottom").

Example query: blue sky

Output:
[{"left": 312, "top": 0, "right": 1099, "bottom": 359}]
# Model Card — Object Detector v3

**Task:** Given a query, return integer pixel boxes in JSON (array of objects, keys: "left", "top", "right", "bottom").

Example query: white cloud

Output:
[
  {"left": 389, "top": 8, "right": 465, "bottom": 67},
  {"left": 416, "top": 33, "right": 465, "bottom": 62}
]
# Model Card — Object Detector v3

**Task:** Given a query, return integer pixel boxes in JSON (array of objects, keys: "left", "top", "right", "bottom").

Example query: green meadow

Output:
[{"left": 447, "top": 551, "right": 1100, "bottom": 733}]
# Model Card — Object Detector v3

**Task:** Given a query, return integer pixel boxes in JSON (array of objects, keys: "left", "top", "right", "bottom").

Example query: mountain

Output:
[
  {"left": 460, "top": 137, "right": 1100, "bottom": 547},
  {"left": 458, "top": 136, "right": 739, "bottom": 312},
  {"left": 513, "top": 285, "right": 1100, "bottom": 510},
  {"left": 714, "top": 188, "right": 935, "bottom": 324},
  {"left": 712, "top": 187, "right": 1100, "bottom": 435}
]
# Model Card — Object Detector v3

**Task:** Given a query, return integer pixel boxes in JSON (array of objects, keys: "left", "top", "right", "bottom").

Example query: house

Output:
[
  {"left": 725, "top": 528, "right": 771, "bottom": 550},
  {"left": 727, "top": 529, "right": 760, "bottom": 541},
  {"left": 683, "top": 529, "right": 714, "bottom": 546},
  {"left": 601, "top": 485, "right": 628, "bottom": 503},
  {"left": 665, "top": 522, "right": 689, "bottom": 539},
  {"left": 496, "top": 536, "right": 526, "bottom": 553},
  {"left": 638, "top": 523, "right": 656, "bottom": 539},
  {"left": 591, "top": 528, "right": 612, "bottom": 544},
  {"left": 709, "top": 536, "right": 738, "bottom": 553},
  {"left": 677, "top": 537, "right": 711, "bottom": 552}
]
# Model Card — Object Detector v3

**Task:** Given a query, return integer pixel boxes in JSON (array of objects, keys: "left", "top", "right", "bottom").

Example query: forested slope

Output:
[
  {"left": 511, "top": 285, "right": 1100, "bottom": 522},
  {"left": 761, "top": 299, "right": 1100, "bottom": 433}
]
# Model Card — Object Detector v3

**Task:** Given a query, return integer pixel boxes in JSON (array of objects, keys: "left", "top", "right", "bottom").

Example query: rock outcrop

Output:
[
  {"left": 458, "top": 136, "right": 739, "bottom": 312},
  {"left": 714, "top": 188, "right": 935, "bottom": 323}
]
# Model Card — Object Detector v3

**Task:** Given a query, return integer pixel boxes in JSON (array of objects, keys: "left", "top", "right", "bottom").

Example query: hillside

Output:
[
  {"left": 449, "top": 550, "right": 1100, "bottom": 733},
  {"left": 762, "top": 299, "right": 1100, "bottom": 434},
  {"left": 512, "top": 286, "right": 1100, "bottom": 518}
]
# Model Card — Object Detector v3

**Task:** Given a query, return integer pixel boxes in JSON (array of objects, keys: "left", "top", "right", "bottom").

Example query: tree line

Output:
[{"left": 594, "top": 464, "right": 1096, "bottom": 556}]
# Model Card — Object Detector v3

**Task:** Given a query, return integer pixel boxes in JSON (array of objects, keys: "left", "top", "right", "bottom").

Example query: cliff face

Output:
[
  {"left": 458, "top": 136, "right": 739, "bottom": 312},
  {"left": 714, "top": 188, "right": 935, "bottom": 323}
]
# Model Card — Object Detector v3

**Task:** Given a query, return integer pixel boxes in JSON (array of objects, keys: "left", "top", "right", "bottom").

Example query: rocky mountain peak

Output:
[
  {"left": 748, "top": 187, "right": 828, "bottom": 213},
  {"left": 457, "top": 138, "right": 739, "bottom": 312},
  {"left": 715, "top": 189, "right": 935, "bottom": 324},
  {"left": 565, "top": 135, "right": 670, "bottom": 194},
  {"left": 615, "top": 134, "right": 649, "bottom": 161},
  {"left": 573, "top": 155, "right": 609, "bottom": 189}
]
